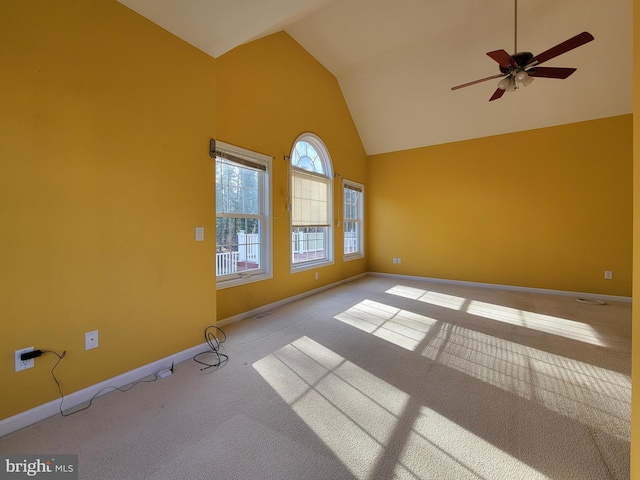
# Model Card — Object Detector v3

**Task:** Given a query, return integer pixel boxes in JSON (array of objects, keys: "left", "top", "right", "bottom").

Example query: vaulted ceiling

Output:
[{"left": 117, "top": 0, "right": 633, "bottom": 155}]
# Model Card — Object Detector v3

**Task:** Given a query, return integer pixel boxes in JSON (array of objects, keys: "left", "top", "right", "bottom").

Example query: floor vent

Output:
[{"left": 254, "top": 312, "right": 273, "bottom": 320}]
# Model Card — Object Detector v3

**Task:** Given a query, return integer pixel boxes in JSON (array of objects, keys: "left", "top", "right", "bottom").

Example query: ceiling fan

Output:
[{"left": 451, "top": 0, "right": 594, "bottom": 101}]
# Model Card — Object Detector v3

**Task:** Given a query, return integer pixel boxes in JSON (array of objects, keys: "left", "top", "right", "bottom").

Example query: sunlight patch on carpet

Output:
[
  {"left": 385, "top": 284, "right": 607, "bottom": 347},
  {"left": 333, "top": 296, "right": 630, "bottom": 441},
  {"left": 386, "top": 285, "right": 467, "bottom": 310},
  {"left": 466, "top": 300, "right": 606, "bottom": 347},
  {"left": 254, "top": 336, "right": 548, "bottom": 480},
  {"left": 394, "top": 407, "right": 547, "bottom": 480},
  {"left": 334, "top": 299, "right": 437, "bottom": 351},
  {"left": 421, "top": 322, "right": 630, "bottom": 440},
  {"left": 254, "top": 336, "right": 409, "bottom": 479}
]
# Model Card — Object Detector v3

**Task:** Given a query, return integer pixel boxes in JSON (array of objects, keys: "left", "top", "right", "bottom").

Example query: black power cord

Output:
[
  {"left": 42, "top": 349, "right": 164, "bottom": 417},
  {"left": 193, "top": 325, "right": 228, "bottom": 370}
]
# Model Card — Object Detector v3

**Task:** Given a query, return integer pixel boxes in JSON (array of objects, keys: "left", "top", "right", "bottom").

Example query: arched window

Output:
[{"left": 290, "top": 134, "right": 333, "bottom": 270}]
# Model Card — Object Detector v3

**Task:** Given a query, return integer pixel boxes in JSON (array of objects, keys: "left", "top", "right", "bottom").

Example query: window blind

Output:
[
  {"left": 292, "top": 168, "right": 329, "bottom": 227},
  {"left": 214, "top": 140, "right": 270, "bottom": 172},
  {"left": 215, "top": 151, "right": 266, "bottom": 172}
]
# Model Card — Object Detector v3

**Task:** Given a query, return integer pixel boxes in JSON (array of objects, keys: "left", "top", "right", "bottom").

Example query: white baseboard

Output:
[
  {"left": 0, "top": 273, "right": 366, "bottom": 437},
  {"left": 4, "top": 269, "right": 626, "bottom": 438},
  {"left": 0, "top": 342, "right": 208, "bottom": 438},
  {"left": 367, "top": 272, "right": 632, "bottom": 303},
  {"left": 217, "top": 272, "right": 368, "bottom": 326},
  {"left": 1, "top": 273, "right": 368, "bottom": 438}
]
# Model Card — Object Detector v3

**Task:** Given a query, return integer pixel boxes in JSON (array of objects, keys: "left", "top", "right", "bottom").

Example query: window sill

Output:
[
  {"left": 216, "top": 271, "right": 272, "bottom": 290},
  {"left": 343, "top": 253, "right": 365, "bottom": 262},
  {"left": 291, "top": 258, "right": 334, "bottom": 274}
]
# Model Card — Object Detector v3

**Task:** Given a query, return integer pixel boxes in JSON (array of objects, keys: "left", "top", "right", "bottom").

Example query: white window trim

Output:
[
  {"left": 215, "top": 140, "right": 273, "bottom": 290},
  {"left": 290, "top": 133, "right": 334, "bottom": 273},
  {"left": 343, "top": 179, "right": 365, "bottom": 261}
]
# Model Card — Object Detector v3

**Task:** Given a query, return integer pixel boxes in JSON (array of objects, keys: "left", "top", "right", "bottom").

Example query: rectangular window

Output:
[
  {"left": 343, "top": 180, "right": 364, "bottom": 260},
  {"left": 215, "top": 141, "right": 271, "bottom": 288}
]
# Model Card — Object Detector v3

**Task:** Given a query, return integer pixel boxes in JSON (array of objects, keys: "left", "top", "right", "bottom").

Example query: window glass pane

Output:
[
  {"left": 292, "top": 226, "right": 327, "bottom": 263},
  {"left": 344, "top": 221, "right": 358, "bottom": 254},
  {"left": 216, "top": 217, "right": 262, "bottom": 276},
  {"left": 344, "top": 188, "right": 358, "bottom": 220},
  {"left": 216, "top": 158, "right": 261, "bottom": 215},
  {"left": 293, "top": 141, "right": 325, "bottom": 174}
]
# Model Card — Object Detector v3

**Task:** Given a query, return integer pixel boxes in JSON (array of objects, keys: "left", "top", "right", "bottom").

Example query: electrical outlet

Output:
[
  {"left": 604, "top": 270, "right": 612, "bottom": 280},
  {"left": 314, "top": 272, "right": 319, "bottom": 280},
  {"left": 397, "top": 258, "right": 402, "bottom": 264},
  {"left": 15, "top": 347, "right": 35, "bottom": 372},
  {"left": 85, "top": 330, "right": 99, "bottom": 350},
  {"left": 393, "top": 258, "right": 398, "bottom": 264}
]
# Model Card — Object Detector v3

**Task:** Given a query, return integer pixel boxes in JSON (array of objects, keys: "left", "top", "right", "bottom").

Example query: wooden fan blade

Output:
[
  {"left": 486, "top": 50, "right": 515, "bottom": 69},
  {"left": 527, "top": 32, "right": 594, "bottom": 67},
  {"left": 489, "top": 88, "right": 506, "bottom": 101},
  {"left": 528, "top": 67, "right": 577, "bottom": 79},
  {"left": 451, "top": 74, "right": 505, "bottom": 91}
]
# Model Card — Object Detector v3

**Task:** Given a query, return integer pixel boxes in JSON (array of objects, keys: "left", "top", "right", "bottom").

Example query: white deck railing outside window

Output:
[{"left": 216, "top": 251, "right": 239, "bottom": 276}]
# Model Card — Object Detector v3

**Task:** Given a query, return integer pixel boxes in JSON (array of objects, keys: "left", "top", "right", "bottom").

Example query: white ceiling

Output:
[{"left": 118, "top": 0, "right": 633, "bottom": 155}]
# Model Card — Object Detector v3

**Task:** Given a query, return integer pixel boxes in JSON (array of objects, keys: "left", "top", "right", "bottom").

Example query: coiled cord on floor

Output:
[{"left": 193, "top": 325, "right": 228, "bottom": 370}]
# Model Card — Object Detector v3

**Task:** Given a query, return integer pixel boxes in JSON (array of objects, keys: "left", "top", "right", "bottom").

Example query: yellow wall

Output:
[
  {"left": 0, "top": 6, "right": 367, "bottom": 420},
  {"left": 214, "top": 32, "right": 368, "bottom": 321},
  {"left": 631, "top": 0, "right": 638, "bottom": 476},
  {"left": 368, "top": 116, "right": 633, "bottom": 297},
  {"left": 0, "top": 1, "right": 217, "bottom": 419},
  {"left": 0, "top": 3, "right": 632, "bottom": 459}
]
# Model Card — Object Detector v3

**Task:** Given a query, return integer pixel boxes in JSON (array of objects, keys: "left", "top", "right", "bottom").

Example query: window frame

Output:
[
  {"left": 290, "top": 133, "right": 334, "bottom": 273},
  {"left": 343, "top": 179, "right": 365, "bottom": 261},
  {"left": 215, "top": 140, "right": 272, "bottom": 290}
]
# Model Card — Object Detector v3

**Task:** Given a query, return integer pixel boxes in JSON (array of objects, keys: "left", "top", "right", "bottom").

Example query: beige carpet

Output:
[{"left": 0, "top": 275, "right": 631, "bottom": 479}]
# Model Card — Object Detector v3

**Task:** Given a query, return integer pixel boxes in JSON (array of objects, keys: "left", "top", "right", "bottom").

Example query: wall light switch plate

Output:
[
  {"left": 85, "top": 330, "right": 99, "bottom": 350},
  {"left": 195, "top": 227, "right": 205, "bottom": 241}
]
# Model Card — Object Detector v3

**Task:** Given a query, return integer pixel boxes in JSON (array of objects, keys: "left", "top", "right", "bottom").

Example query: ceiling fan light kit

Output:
[
  {"left": 452, "top": 0, "right": 594, "bottom": 101},
  {"left": 497, "top": 69, "right": 533, "bottom": 91}
]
